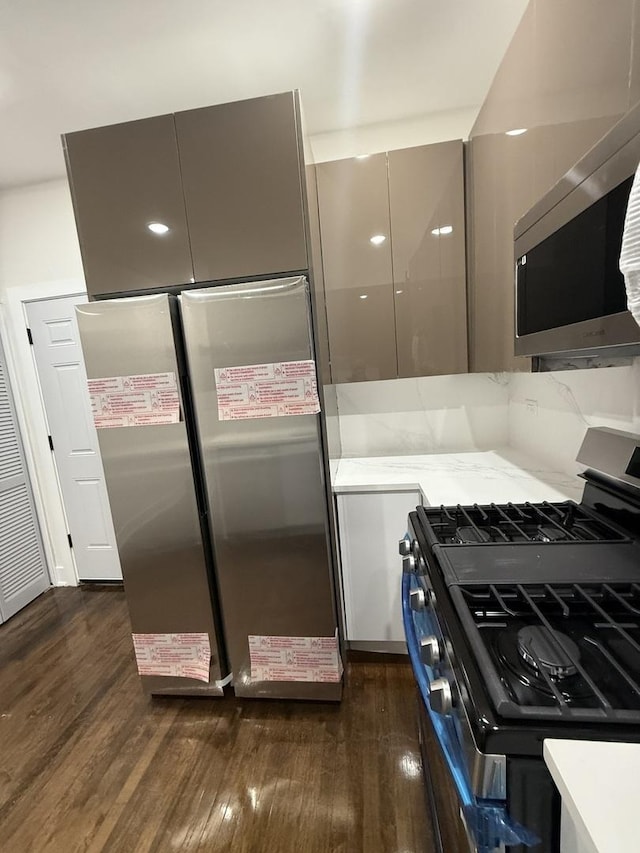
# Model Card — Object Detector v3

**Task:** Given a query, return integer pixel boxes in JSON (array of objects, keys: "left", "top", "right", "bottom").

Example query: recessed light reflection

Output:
[
  {"left": 396, "top": 290, "right": 403, "bottom": 294},
  {"left": 147, "top": 222, "right": 169, "bottom": 234},
  {"left": 431, "top": 225, "right": 453, "bottom": 236},
  {"left": 359, "top": 294, "right": 368, "bottom": 299},
  {"left": 399, "top": 751, "right": 422, "bottom": 779},
  {"left": 505, "top": 128, "right": 527, "bottom": 136},
  {"left": 369, "top": 234, "right": 386, "bottom": 245},
  {"left": 220, "top": 804, "right": 235, "bottom": 822},
  {"left": 355, "top": 154, "right": 370, "bottom": 160}
]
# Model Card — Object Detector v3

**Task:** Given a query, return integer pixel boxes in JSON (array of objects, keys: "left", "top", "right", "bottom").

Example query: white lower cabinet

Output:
[
  {"left": 335, "top": 489, "right": 421, "bottom": 652},
  {"left": 559, "top": 803, "right": 590, "bottom": 853}
]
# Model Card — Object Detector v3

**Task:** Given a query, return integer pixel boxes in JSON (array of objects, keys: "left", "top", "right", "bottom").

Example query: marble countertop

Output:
[
  {"left": 544, "top": 739, "right": 640, "bottom": 853},
  {"left": 332, "top": 447, "right": 583, "bottom": 504}
]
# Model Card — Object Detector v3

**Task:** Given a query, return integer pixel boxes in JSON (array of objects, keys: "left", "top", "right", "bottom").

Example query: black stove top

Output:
[
  {"left": 422, "top": 500, "right": 640, "bottom": 587},
  {"left": 411, "top": 480, "right": 640, "bottom": 744}
]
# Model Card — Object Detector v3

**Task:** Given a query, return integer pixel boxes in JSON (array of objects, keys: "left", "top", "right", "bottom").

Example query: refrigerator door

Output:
[
  {"left": 76, "top": 294, "right": 227, "bottom": 696},
  {"left": 180, "top": 276, "right": 341, "bottom": 700}
]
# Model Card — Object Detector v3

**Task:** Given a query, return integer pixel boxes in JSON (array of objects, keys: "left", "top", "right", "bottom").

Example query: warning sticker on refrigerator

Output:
[
  {"left": 88, "top": 372, "right": 181, "bottom": 429},
  {"left": 248, "top": 634, "right": 343, "bottom": 683},
  {"left": 214, "top": 360, "right": 320, "bottom": 421},
  {"left": 132, "top": 632, "right": 211, "bottom": 682}
]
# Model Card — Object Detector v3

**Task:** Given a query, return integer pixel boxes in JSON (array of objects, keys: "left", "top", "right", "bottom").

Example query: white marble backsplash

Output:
[
  {"left": 335, "top": 360, "right": 640, "bottom": 472},
  {"left": 335, "top": 373, "right": 510, "bottom": 457},
  {"left": 508, "top": 360, "right": 640, "bottom": 476}
]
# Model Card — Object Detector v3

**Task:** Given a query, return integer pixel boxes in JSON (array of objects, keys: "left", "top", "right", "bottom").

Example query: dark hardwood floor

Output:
[{"left": 0, "top": 588, "right": 435, "bottom": 852}]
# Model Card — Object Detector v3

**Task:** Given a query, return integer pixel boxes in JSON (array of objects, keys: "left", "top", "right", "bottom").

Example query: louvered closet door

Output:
[{"left": 0, "top": 339, "right": 49, "bottom": 622}]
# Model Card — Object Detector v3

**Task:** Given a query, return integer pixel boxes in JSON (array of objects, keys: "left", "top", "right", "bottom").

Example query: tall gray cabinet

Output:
[
  {"left": 388, "top": 141, "right": 467, "bottom": 378},
  {"left": 316, "top": 154, "right": 397, "bottom": 384}
]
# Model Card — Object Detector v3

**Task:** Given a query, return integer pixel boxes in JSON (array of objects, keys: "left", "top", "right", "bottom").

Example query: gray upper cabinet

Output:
[
  {"left": 388, "top": 141, "right": 468, "bottom": 378},
  {"left": 175, "top": 92, "right": 309, "bottom": 283},
  {"left": 316, "top": 154, "right": 397, "bottom": 384},
  {"left": 64, "top": 115, "right": 194, "bottom": 297},
  {"left": 316, "top": 142, "right": 467, "bottom": 384},
  {"left": 64, "top": 93, "right": 310, "bottom": 298}
]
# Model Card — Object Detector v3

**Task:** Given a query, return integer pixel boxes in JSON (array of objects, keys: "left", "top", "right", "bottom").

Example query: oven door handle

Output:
[{"left": 401, "top": 571, "right": 540, "bottom": 850}]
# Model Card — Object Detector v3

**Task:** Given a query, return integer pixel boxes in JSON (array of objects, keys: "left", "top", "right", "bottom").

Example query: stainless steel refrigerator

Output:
[{"left": 76, "top": 276, "right": 341, "bottom": 701}]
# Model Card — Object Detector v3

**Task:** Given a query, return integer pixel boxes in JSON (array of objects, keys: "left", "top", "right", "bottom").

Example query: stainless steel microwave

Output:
[{"left": 514, "top": 102, "right": 640, "bottom": 358}]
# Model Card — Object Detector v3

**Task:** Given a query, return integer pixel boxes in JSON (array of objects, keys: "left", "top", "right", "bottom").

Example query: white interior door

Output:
[
  {"left": 26, "top": 296, "right": 122, "bottom": 581},
  {"left": 0, "top": 337, "right": 50, "bottom": 620}
]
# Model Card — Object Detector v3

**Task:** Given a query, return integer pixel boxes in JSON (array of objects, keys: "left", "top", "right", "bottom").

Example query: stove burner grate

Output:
[
  {"left": 427, "top": 501, "right": 627, "bottom": 545},
  {"left": 452, "top": 581, "right": 640, "bottom": 721}
]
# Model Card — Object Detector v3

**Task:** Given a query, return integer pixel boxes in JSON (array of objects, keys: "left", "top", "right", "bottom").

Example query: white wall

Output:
[
  {"left": 336, "top": 373, "right": 510, "bottom": 457},
  {"left": 508, "top": 361, "right": 640, "bottom": 477},
  {"left": 336, "top": 362, "right": 640, "bottom": 474},
  {"left": 309, "top": 106, "right": 479, "bottom": 163},
  {"left": 0, "top": 180, "right": 84, "bottom": 286},
  {"left": 0, "top": 179, "right": 86, "bottom": 586}
]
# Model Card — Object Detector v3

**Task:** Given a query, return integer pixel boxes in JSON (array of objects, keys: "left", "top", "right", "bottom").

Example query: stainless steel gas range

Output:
[{"left": 401, "top": 427, "right": 640, "bottom": 853}]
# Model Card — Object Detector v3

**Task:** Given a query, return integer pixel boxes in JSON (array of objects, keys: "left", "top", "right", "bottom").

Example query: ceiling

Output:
[{"left": 0, "top": 0, "right": 528, "bottom": 189}]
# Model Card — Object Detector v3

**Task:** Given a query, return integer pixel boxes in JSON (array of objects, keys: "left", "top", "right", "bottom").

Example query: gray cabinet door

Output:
[
  {"left": 64, "top": 116, "right": 194, "bottom": 297},
  {"left": 316, "top": 154, "right": 397, "bottom": 383},
  {"left": 388, "top": 141, "right": 468, "bottom": 378},
  {"left": 175, "top": 92, "right": 308, "bottom": 283}
]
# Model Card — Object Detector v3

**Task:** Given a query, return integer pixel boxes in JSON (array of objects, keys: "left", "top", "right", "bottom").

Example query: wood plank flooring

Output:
[{"left": 0, "top": 588, "right": 435, "bottom": 852}]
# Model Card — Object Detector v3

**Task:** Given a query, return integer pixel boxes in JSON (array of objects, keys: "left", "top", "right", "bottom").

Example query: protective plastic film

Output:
[{"left": 401, "top": 572, "right": 539, "bottom": 851}]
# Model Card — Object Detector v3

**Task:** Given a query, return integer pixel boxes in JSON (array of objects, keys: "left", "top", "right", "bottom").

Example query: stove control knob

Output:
[
  {"left": 398, "top": 536, "right": 412, "bottom": 557},
  {"left": 402, "top": 554, "right": 416, "bottom": 573},
  {"left": 409, "top": 587, "right": 426, "bottom": 611},
  {"left": 429, "top": 678, "right": 453, "bottom": 716},
  {"left": 420, "top": 635, "right": 442, "bottom": 667}
]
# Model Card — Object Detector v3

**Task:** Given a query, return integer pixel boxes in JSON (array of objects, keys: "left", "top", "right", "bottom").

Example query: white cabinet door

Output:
[
  {"left": 336, "top": 490, "right": 421, "bottom": 651},
  {"left": 0, "top": 338, "right": 49, "bottom": 621},
  {"left": 560, "top": 802, "right": 590, "bottom": 853},
  {"left": 26, "top": 297, "right": 122, "bottom": 581}
]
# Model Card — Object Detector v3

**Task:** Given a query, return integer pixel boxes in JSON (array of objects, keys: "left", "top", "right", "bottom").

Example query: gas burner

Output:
[
  {"left": 517, "top": 626, "right": 579, "bottom": 679},
  {"left": 534, "top": 526, "right": 569, "bottom": 542},
  {"left": 454, "top": 526, "right": 490, "bottom": 544}
]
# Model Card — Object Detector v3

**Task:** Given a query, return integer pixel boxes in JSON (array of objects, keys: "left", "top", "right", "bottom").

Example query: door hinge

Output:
[
  {"left": 26, "top": 328, "right": 33, "bottom": 345},
  {"left": 67, "top": 533, "right": 73, "bottom": 549},
  {"left": 48, "top": 435, "right": 54, "bottom": 452}
]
